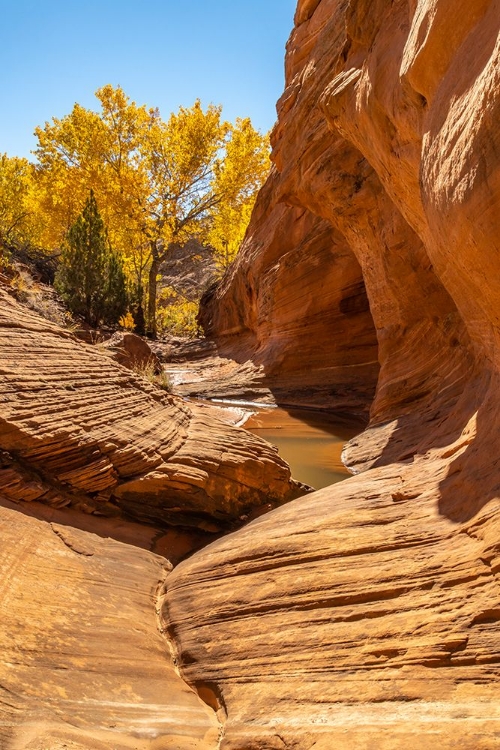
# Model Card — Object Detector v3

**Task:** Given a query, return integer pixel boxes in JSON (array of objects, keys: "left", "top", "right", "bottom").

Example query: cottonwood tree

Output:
[
  {"left": 208, "top": 118, "right": 270, "bottom": 273},
  {"left": 0, "top": 154, "right": 43, "bottom": 249},
  {"left": 34, "top": 88, "right": 148, "bottom": 257},
  {"left": 34, "top": 85, "right": 270, "bottom": 335},
  {"left": 138, "top": 99, "right": 228, "bottom": 335}
]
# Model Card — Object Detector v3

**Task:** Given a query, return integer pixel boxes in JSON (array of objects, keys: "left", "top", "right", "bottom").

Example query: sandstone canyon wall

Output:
[
  {"left": 165, "top": 0, "right": 500, "bottom": 747},
  {"left": 200, "top": 171, "right": 380, "bottom": 417},
  {"left": 3, "top": 0, "right": 500, "bottom": 747}
]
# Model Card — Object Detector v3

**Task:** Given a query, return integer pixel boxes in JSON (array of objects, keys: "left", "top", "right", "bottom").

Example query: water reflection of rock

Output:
[{"left": 244, "top": 407, "right": 357, "bottom": 489}]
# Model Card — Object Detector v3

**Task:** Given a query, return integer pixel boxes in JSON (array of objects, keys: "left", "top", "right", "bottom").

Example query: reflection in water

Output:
[{"left": 244, "top": 408, "right": 359, "bottom": 490}]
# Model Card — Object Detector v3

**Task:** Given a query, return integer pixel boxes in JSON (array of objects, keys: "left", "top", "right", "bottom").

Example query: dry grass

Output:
[
  {"left": 4, "top": 262, "right": 76, "bottom": 329},
  {"left": 131, "top": 359, "right": 172, "bottom": 391}
]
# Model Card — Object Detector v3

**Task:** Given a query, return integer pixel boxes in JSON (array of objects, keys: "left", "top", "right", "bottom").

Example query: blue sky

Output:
[{"left": 1, "top": 0, "right": 297, "bottom": 161}]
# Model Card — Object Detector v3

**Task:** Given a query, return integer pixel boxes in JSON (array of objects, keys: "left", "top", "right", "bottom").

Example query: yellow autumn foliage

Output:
[
  {"left": 0, "top": 154, "right": 44, "bottom": 248},
  {"left": 156, "top": 287, "right": 199, "bottom": 337},
  {"left": 6, "top": 85, "right": 271, "bottom": 335},
  {"left": 208, "top": 119, "right": 270, "bottom": 273},
  {"left": 119, "top": 311, "right": 135, "bottom": 330}
]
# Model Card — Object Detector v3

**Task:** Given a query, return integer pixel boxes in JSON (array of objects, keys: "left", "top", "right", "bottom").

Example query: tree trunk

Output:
[{"left": 147, "top": 243, "right": 159, "bottom": 338}]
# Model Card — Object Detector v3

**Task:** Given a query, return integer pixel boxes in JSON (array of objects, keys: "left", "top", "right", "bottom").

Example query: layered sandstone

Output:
[
  {"left": 3, "top": 1, "right": 500, "bottom": 747},
  {"left": 200, "top": 171, "right": 379, "bottom": 417},
  {"left": 0, "top": 287, "right": 304, "bottom": 532},
  {"left": 0, "top": 503, "right": 219, "bottom": 750},
  {"left": 165, "top": 449, "right": 500, "bottom": 749},
  {"left": 165, "top": 0, "right": 500, "bottom": 747}
]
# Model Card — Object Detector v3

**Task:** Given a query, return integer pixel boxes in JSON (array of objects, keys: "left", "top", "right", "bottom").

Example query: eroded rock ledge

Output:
[
  {"left": 0, "top": 287, "right": 304, "bottom": 534},
  {"left": 165, "top": 0, "right": 500, "bottom": 747}
]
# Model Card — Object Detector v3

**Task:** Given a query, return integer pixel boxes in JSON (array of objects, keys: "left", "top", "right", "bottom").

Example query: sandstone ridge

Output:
[
  {"left": 0, "top": 503, "right": 219, "bottom": 750},
  {"left": 0, "top": 286, "right": 304, "bottom": 533}
]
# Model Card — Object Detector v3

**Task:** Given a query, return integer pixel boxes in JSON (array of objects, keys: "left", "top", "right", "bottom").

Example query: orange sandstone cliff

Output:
[
  {"left": 199, "top": 172, "right": 380, "bottom": 417},
  {"left": 164, "top": 0, "right": 500, "bottom": 747}
]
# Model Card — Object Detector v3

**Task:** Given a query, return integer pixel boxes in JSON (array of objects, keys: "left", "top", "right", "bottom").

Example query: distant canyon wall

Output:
[{"left": 200, "top": 171, "right": 379, "bottom": 418}]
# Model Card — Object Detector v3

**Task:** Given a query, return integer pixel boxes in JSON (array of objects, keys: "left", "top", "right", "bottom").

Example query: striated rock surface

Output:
[
  {"left": 0, "top": 287, "right": 304, "bottom": 532},
  {"left": 165, "top": 0, "right": 500, "bottom": 747},
  {"left": 3, "top": 0, "right": 500, "bottom": 747},
  {"left": 155, "top": 337, "right": 276, "bottom": 404},
  {"left": 165, "top": 452, "right": 500, "bottom": 749},
  {"left": 0, "top": 503, "right": 219, "bottom": 750},
  {"left": 200, "top": 171, "right": 379, "bottom": 418}
]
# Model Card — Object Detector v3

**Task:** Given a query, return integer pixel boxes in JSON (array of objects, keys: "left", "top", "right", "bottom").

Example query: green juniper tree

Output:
[
  {"left": 55, "top": 190, "right": 128, "bottom": 327},
  {"left": 102, "top": 250, "right": 128, "bottom": 324}
]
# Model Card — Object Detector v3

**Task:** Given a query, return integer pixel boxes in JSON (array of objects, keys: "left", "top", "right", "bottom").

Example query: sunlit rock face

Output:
[
  {"left": 0, "top": 504, "right": 220, "bottom": 750},
  {"left": 0, "top": 287, "right": 304, "bottom": 533},
  {"left": 166, "top": 1, "right": 500, "bottom": 747}
]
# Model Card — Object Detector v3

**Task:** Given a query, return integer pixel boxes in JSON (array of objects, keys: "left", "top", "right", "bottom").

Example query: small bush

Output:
[
  {"left": 7, "top": 262, "right": 77, "bottom": 328},
  {"left": 131, "top": 360, "right": 172, "bottom": 391},
  {"left": 119, "top": 311, "right": 135, "bottom": 330}
]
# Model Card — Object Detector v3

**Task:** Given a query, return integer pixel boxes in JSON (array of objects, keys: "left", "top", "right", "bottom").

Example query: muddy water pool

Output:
[{"left": 243, "top": 407, "right": 359, "bottom": 490}]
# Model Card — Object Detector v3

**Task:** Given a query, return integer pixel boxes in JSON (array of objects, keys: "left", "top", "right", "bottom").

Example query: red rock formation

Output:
[
  {"left": 200, "top": 170, "right": 379, "bottom": 418},
  {"left": 3, "top": 1, "right": 500, "bottom": 746},
  {"left": 0, "top": 287, "right": 304, "bottom": 532},
  {"left": 103, "top": 330, "right": 163, "bottom": 374},
  {"left": 165, "top": 0, "right": 500, "bottom": 747}
]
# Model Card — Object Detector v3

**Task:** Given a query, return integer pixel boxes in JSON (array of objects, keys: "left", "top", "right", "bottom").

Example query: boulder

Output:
[
  {"left": 0, "top": 287, "right": 305, "bottom": 532},
  {"left": 103, "top": 330, "right": 163, "bottom": 374}
]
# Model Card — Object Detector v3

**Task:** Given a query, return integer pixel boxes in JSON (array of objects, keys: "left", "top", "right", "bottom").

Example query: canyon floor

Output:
[{"left": 4, "top": 334, "right": 500, "bottom": 750}]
